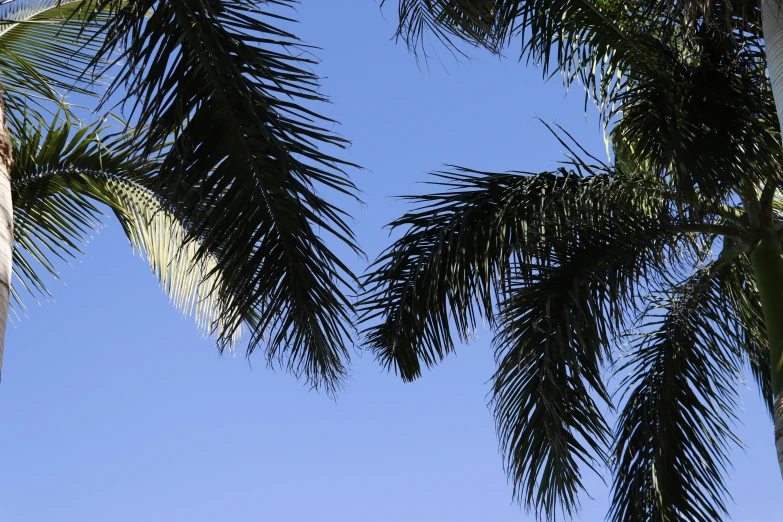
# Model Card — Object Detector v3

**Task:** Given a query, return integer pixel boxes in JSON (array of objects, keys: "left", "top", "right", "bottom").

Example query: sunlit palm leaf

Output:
[
  {"left": 0, "top": 0, "right": 114, "bottom": 132},
  {"left": 12, "top": 122, "right": 243, "bottom": 348}
]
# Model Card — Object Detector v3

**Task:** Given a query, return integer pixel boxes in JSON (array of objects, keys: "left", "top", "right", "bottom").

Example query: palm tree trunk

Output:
[
  {"left": 761, "top": 0, "right": 783, "bottom": 478},
  {"left": 0, "top": 93, "right": 12, "bottom": 381},
  {"left": 765, "top": 0, "right": 783, "bottom": 129},
  {"left": 751, "top": 235, "right": 783, "bottom": 477}
]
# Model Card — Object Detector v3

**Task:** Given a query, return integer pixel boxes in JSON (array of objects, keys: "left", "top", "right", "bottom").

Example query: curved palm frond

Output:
[
  {"left": 12, "top": 121, "right": 245, "bottom": 349},
  {"left": 387, "top": 0, "right": 780, "bottom": 204},
  {"left": 610, "top": 264, "right": 745, "bottom": 522},
  {"left": 0, "top": 0, "right": 115, "bottom": 132},
  {"left": 361, "top": 150, "right": 680, "bottom": 379},
  {"left": 489, "top": 214, "right": 689, "bottom": 519},
  {"left": 358, "top": 145, "right": 745, "bottom": 517},
  {"left": 75, "top": 0, "right": 361, "bottom": 391},
  {"left": 720, "top": 250, "right": 772, "bottom": 415}
]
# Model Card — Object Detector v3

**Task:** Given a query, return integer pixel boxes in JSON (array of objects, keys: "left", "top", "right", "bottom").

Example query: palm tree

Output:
[
  {"left": 364, "top": 1, "right": 783, "bottom": 519},
  {"left": 0, "top": 1, "right": 360, "bottom": 392}
]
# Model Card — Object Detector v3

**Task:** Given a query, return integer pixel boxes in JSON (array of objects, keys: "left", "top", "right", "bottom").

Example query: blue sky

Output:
[{"left": 0, "top": 2, "right": 778, "bottom": 521}]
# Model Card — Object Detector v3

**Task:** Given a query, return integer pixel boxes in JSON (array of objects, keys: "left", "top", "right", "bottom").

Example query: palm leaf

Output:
[
  {"left": 610, "top": 264, "right": 745, "bottom": 521},
  {"left": 359, "top": 146, "right": 739, "bottom": 517},
  {"left": 12, "top": 121, "right": 243, "bottom": 349},
  {"left": 490, "top": 218, "right": 683, "bottom": 519},
  {"left": 361, "top": 152, "right": 679, "bottom": 380},
  {"left": 0, "top": 0, "right": 115, "bottom": 132},
  {"left": 76, "top": 0, "right": 361, "bottom": 390}
]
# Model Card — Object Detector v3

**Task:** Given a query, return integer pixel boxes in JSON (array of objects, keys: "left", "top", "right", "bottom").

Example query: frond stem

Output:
[{"left": 669, "top": 223, "right": 750, "bottom": 243}]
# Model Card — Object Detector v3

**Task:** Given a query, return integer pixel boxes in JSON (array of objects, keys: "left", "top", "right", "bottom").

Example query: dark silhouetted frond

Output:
[
  {"left": 75, "top": 0, "right": 362, "bottom": 390},
  {"left": 718, "top": 250, "right": 772, "bottom": 415},
  {"left": 361, "top": 152, "right": 686, "bottom": 380},
  {"left": 610, "top": 266, "right": 745, "bottom": 522},
  {"left": 488, "top": 184, "right": 699, "bottom": 519}
]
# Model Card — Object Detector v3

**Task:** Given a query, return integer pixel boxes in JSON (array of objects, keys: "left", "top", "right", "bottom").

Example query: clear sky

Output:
[{"left": 0, "top": 2, "right": 778, "bottom": 521}]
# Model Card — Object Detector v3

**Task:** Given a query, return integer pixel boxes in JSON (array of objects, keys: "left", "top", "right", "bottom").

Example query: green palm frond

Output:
[
  {"left": 76, "top": 0, "right": 360, "bottom": 390},
  {"left": 490, "top": 215, "right": 687, "bottom": 519},
  {"left": 0, "top": 0, "right": 114, "bottom": 131},
  {"left": 359, "top": 131, "right": 758, "bottom": 518},
  {"left": 361, "top": 151, "right": 679, "bottom": 381},
  {"left": 720, "top": 252, "right": 772, "bottom": 415},
  {"left": 609, "top": 16, "right": 780, "bottom": 204},
  {"left": 12, "top": 121, "right": 243, "bottom": 349},
  {"left": 610, "top": 265, "right": 745, "bottom": 521},
  {"left": 387, "top": 0, "right": 779, "bottom": 204}
]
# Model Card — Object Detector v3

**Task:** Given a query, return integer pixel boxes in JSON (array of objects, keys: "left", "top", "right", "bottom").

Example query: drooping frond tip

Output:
[{"left": 71, "top": 0, "right": 364, "bottom": 391}]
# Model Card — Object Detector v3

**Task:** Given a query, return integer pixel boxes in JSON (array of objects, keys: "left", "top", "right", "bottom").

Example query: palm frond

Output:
[
  {"left": 360, "top": 155, "right": 677, "bottom": 382},
  {"left": 718, "top": 251, "right": 772, "bottom": 415},
  {"left": 610, "top": 265, "right": 745, "bottom": 522},
  {"left": 77, "top": 0, "right": 360, "bottom": 391},
  {"left": 609, "top": 19, "right": 780, "bottom": 204},
  {"left": 0, "top": 0, "right": 114, "bottom": 132},
  {"left": 12, "top": 121, "right": 243, "bottom": 349},
  {"left": 489, "top": 195, "right": 695, "bottom": 520}
]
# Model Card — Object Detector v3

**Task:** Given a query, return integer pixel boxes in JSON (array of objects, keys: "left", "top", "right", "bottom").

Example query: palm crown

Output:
[
  {"left": 0, "top": 1, "right": 360, "bottom": 392},
  {"left": 364, "top": 0, "right": 783, "bottom": 520}
]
